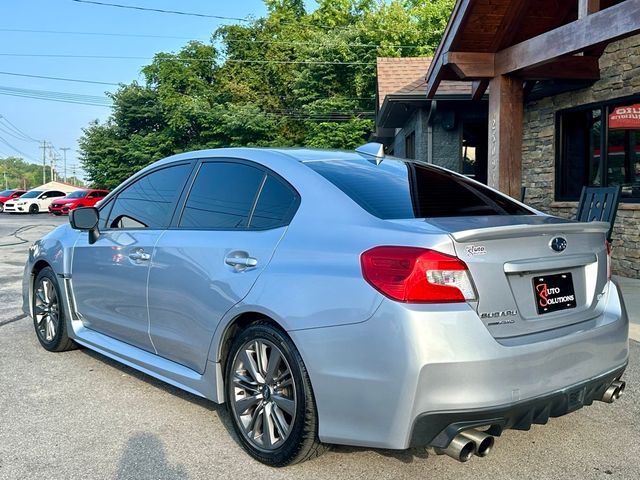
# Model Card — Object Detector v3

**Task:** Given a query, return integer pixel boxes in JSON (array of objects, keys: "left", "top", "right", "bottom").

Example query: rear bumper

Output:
[
  {"left": 289, "top": 280, "right": 629, "bottom": 449},
  {"left": 410, "top": 363, "right": 626, "bottom": 448}
]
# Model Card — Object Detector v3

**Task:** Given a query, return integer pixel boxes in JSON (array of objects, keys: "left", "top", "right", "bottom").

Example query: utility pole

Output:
[
  {"left": 39, "top": 140, "right": 48, "bottom": 185},
  {"left": 71, "top": 165, "right": 77, "bottom": 186},
  {"left": 49, "top": 150, "right": 56, "bottom": 182},
  {"left": 3, "top": 170, "right": 7, "bottom": 190},
  {"left": 60, "top": 147, "right": 70, "bottom": 183}
]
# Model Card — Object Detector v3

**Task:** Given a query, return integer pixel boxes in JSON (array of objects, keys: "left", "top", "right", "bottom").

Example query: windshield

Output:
[
  {"left": 306, "top": 158, "right": 532, "bottom": 219},
  {"left": 0, "top": 190, "right": 17, "bottom": 196},
  {"left": 64, "top": 191, "right": 87, "bottom": 199},
  {"left": 20, "top": 191, "right": 43, "bottom": 199}
]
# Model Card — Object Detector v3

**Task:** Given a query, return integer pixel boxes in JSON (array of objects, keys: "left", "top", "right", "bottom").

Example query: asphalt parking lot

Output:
[{"left": 1, "top": 214, "right": 639, "bottom": 479}]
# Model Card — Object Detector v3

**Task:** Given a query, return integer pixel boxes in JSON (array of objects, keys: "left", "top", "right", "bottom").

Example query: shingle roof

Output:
[{"left": 376, "top": 57, "right": 475, "bottom": 107}]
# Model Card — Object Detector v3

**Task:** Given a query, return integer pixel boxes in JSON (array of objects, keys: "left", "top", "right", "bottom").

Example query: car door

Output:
[
  {"left": 84, "top": 191, "right": 98, "bottom": 207},
  {"left": 71, "top": 162, "right": 193, "bottom": 351},
  {"left": 147, "top": 160, "right": 300, "bottom": 373},
  {"left": 39, "top": 190, "right": 64, "bottom": 209}
]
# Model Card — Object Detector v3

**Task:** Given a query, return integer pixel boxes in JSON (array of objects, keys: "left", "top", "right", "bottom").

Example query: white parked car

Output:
[{"left": 3, "top": 189, "right": 67, "bottom": 214}]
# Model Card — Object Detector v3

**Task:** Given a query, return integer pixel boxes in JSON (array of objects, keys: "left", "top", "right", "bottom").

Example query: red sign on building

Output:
[{"left": 608, "top": 104, "right": 640, "bottom": 129}]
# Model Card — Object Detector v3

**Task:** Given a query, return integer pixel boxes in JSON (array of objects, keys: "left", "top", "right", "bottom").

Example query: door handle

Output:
[
  {"left": 129, "top": 249, "right": 151, "bottom": 262},
  {"left": 225, "top": 255, "right": 258, "bottom": 270}
]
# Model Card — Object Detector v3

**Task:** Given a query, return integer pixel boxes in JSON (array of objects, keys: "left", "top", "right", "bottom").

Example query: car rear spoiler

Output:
[{"left": 450, "top": 221, "right": 610, "bottom": 242}]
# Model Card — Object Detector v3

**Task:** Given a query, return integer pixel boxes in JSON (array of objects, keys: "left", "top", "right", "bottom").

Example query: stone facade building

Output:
[
  {"left": 376, "top": 35, "right": 640, "bottom": 278},
  {"left": 522, "top": 35, "right": 640, "bottom": 277}
]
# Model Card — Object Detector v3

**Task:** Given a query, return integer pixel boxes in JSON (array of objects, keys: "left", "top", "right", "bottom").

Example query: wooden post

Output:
[{"left": 487, "top": 75, "right": 523, "bottom": 198}]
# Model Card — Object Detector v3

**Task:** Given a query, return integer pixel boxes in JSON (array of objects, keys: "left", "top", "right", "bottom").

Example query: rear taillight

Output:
[
  {"left": 606, "top": 239, "right": 612, "bottom": 280},
  {"left": 360, "top": 246, "right": 476, "bottom": 303}
]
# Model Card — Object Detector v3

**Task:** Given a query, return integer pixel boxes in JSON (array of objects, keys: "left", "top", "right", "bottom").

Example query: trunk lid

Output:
[{"left": 428, "top": 215, "right": 610, "bottom": 339}]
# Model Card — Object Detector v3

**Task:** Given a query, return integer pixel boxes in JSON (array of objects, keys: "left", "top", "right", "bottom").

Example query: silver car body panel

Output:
[
  {"left": 22, "top": 147, "right": 629, "bottom": 449},
  {"left": 71, "top": 229, "right": 162, "bottom": 352}
]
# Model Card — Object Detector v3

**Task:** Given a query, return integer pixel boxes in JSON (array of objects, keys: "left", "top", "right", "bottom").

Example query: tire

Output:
[
  {"left": 0, "top": 202, "right": 4, "bottom": 213},
  {"left": 32, "top": 267, "right": 77, "bottom": 352},
  {"left": 29, "top": 204, "right": 39, "bottom": 214},
  {"left": 225, "top": 321, "right": 326, "bottom": 466}
]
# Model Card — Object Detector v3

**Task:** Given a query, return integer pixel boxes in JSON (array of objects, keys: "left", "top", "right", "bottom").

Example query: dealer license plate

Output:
[{"left": 533, "top": 273, "right": 577, "bottom": 315}]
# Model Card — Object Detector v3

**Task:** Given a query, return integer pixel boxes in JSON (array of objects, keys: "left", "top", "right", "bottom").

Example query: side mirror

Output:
[{"left": 70, "top": 207, "right": 100, "bottom": 244}]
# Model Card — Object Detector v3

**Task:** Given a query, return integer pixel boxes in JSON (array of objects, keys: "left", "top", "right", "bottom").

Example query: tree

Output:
[
  {"left": 0, "top": 156, "right": 46, "bottom": 190},
  {"left": 79, "top": 0, "right": 455, "bottom": 188}
]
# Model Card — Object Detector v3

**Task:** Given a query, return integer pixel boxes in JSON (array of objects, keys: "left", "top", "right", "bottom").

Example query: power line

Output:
[
  {"left": 0, "top": 115, "right": 39, "bottom": 142},
  {"left": 70, "top": 0, "right": 404, "bottom": 36},
  {"left": 0, "top": 135, "right": 38, "bottom": 162},
  {"left": 0, "top": 53, "right": 375, "bottom": 65},
  {"left": 0, "top": 86, "right": 112, "bottom": 107},
  {"left": 0, "top": 86, "right": 112, "bottom": 104},
  {"left": 0, "top": 124, "right": 35, "bottom": 142},
  {"left": 0, "top": 27, "right": 421, "bottom": 50},
  {"left": 0, "top": 72, "right": 375, "bottom": 102},
  {"left": 0, "top": 71, "right": 119, "bottom": 86},
  {"left": 222, "top": 37, "right": 421, "bottom": 50},
  {"left": 71, "top": 0, "right": 249, "bottom": 22}
]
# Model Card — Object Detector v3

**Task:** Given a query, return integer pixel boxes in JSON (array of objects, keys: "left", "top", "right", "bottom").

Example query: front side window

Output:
[
  {"left": 65, "top": 191, "right": 88, "bottom": 199},
  {"left": 107, "top": 163, "right": 191, "bottom": 229},
  {"left": 558, "top": 99, "right": 640, "bottom": 201},
  {"left": 41, "top": 191, "right": 64, "bottom": 199},
  {"left": 180, "top": 162, "right": 264, "bottom": 229},
  {"left": 306, "top": 158, "right": 531, "bottom": 219}
]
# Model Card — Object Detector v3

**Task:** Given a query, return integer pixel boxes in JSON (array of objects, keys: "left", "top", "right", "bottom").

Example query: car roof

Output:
[{"left": 140, "top": 147, "right": 436, "bottom": 179}]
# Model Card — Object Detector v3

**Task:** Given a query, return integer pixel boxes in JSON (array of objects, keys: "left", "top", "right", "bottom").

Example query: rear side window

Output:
[
  {"left": 249, "top": 176, "right": 299, "bottom": 229},
  {"left": 180, "top": 162, "right": 264, "bottom": 229},
  {"left": 306, "top": 159, "right": 531, "bottom": 219},
  {"left": 107, "top": 163, "right": 191, "bottom": 229}
]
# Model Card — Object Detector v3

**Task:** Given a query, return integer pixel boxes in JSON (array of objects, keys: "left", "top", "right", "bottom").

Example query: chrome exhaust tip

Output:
[
  {"left": 612, "top": 380, "right": 626, "bottom": 399},
  {"left": 434, "top": 434, "right": 476, "bottom": 462},
  {"left": 460, "top": 429, "right": 495, "bottom": 457},
  {"left": 601, "top": 384, "right": 619, "bottom": 403}
]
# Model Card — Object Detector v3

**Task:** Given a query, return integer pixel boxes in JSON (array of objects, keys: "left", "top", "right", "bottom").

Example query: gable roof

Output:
[
  {"left": 376, "top": 57, "right": 475, "bottom": 108},
  {"left": 375, "top": 57, "right": 482, "bottom": 133},
  {"left": 29, "top": 181, "right": 82, "bottom": 193}
]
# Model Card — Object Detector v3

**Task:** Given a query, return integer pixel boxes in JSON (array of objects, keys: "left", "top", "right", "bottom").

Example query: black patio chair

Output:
[{"left": 575, "top": 186, "right": 621, "bottom": 241}]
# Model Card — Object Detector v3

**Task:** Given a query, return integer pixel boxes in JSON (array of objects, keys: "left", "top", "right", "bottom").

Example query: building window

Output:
[
  {"left": 405, "top": 131, "right": 416, "bottom": 159},
  {"left": 557, "top": 97, "right": 640, "bottom": 202}
]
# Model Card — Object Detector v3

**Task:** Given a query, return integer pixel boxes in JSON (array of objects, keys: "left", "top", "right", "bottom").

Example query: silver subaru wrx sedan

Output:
[{"left": 23, "top": 145, "right": 628, "bottom": 466}]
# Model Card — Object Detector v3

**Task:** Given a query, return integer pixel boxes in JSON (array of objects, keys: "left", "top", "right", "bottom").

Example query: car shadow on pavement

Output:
[
  {"left": 329, "top": 445, "right": 431, "bottom": 464},
  {"left": 80, "top": 348, "right": 220, "bottom": 413},
  {"left": 116, "top": 432, "right": 188, "bottom": 480},
  {"left": 79, "top": 348, "right": 240, "bottom": 443}
]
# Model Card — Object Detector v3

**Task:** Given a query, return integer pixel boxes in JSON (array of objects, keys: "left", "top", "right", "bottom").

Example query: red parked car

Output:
[
  {"left": 0, "top": 189, "right": 27, "bottom": 213},
  {"left": 48, "top": 189, "right": 110, "bottom": 215}
]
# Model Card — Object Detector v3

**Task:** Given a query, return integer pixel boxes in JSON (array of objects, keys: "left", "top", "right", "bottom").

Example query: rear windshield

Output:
[{"left": 306, "top": 158, "right": 531, "bottom": 219}]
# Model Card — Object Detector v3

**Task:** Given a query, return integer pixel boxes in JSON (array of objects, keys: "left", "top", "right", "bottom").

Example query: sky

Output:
[{"left": 0, "top": 0, "right": 315, "bottom": 181}]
